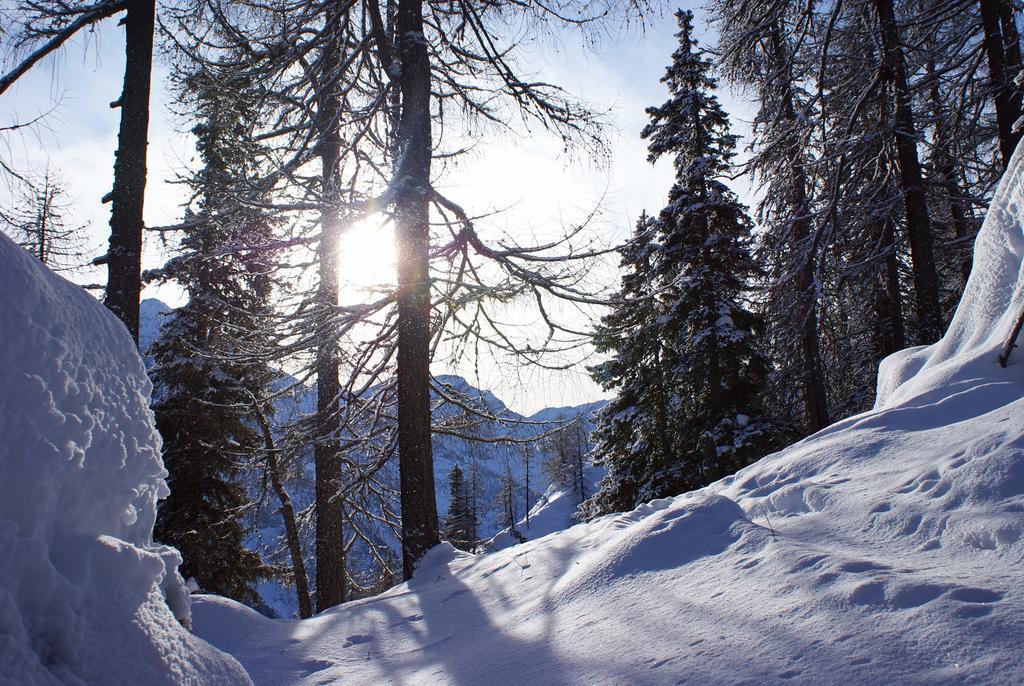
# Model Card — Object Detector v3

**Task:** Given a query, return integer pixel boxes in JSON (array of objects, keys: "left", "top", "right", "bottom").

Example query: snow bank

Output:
[
  {"left": 0, "top": 233, "right": 250, "bottom": 686},
  {"left": 877, "top": 140, "right": 1024, "bottom": 407}
]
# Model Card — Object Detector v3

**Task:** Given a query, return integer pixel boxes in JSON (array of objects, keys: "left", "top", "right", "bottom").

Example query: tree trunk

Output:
[
  {"left": 769, "top": 25, "right": 830, "bottom": 432},
  {"left": 930, "top": 79, "right": 974, "bottom": 283},
  {"left": 313, "top": 5, "right": 346, "bottom": 612},
  {"left": 981, "top": 0, "right": 1021, "bottom": 167},
  {"left": 395, "top": 0, "right": 439, "bottom": 581},
  {"left": 523, "top": 446, "right": 530, "bottom": 529},
  {"left": 872, "top": 0, "right": 944, "bottom": 343},
  {"left": 253, "top": 404, "right": 313, "bottom": 619},
  {"left": 878, "top": 218, "right": 906, "bottom": 358},
  {"left": 38, "top": 174, "right": 50, "bottom": 264},
  {"left": 105, "top": 0, "right": 154, "bottom": 345},
  {"left": 1001, "top": 0, "right": 1023, "bottom": 120}
]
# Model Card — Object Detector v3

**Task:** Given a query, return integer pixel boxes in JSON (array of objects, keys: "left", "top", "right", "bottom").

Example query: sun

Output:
[{"left": 337, "top": 214, "right": 396, "bottom": 300}]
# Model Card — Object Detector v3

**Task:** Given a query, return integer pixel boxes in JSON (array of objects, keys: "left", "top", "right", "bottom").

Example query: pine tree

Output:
[
  {"left": 441, "top": 465, "right": 477, "bottom": 552},
  {"left": 151, "top": 66, "right": 276, "bottom": 605},
  {"left": 583, "top": 11, "right": 780, "bottom": 519}
]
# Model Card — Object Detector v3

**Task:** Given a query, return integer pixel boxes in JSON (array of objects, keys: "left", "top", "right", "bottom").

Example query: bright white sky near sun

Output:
[{"left": 1, "top": 1, "right": 756, "bottom": 414}]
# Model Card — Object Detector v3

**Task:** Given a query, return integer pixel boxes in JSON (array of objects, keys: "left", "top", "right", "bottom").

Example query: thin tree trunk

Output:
[
  {"left": 313, "top": 4, "right": 346, "bottom": 612},
  {"left": 253, "top": 403, "right": 313, "bottom": 619},
  {"left": 38, "top": 174, "right": 50, "bottom": 264},
  {"left": 872, "top": 0, "right": 944, "bottom": 343},
  {"left": 769, "top": 25, "right": 829, "bottom": 432},
  {"left": 981, "top": 0, "right": 1020, "bottom": 167},
  {"left": 105, "top": 0, "right": 154, "bottom": 345},
  {"left": 1001, "top": 0, "right": 1023, "bottom": 156},
  {"left": 523, "top": 447, "right": 530, "bottom": 529},
  {"left": 925, "top": 58, "right": 973, "bottom": 284},
  {"left": 880, "top": 218, "right": 906, "bottom": 357},
  {"left": 395, "top": 0, "right": 439, "bottom": 581}
]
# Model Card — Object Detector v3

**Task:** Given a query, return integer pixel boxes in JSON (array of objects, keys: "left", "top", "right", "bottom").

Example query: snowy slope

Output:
[
  {"left": 191, "top": 146, "right": 1024, "bottom": 684},
  {"left": 0, "top": 234, "right": 250, "bottom": 686},
  {"left": 487, "top": 462, "right": 604, "bottom": 551}
]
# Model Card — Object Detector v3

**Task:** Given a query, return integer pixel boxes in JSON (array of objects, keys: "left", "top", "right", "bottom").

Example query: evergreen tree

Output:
[
  {"left": 581, "top": 214, "right": 674, "bottom": 519},
  {"left": 151, "top": 65, "right": 276, "bottom": 605},
  {"left": 498, "top": 460, "right": 526, "bottom": 543},
  {"left": 583, "top": 11, "right": 781, "bottom": 520},
  {"left": 441, "top": 465, "right": 477, "bottom": 552}
]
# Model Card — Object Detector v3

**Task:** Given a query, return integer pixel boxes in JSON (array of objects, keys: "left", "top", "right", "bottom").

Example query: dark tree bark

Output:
[
  {"left": 254, "top": 404, "right": 313, "bottom": 619},
  {"left": 877, "top": 218, "right": 906, "bottom": 358},
  {"left": 1001, "top": 0, "right": 1023, "bottom": 135},
  {"left": 769, "top": 26, "right": 830, "bottom": 433},
  {"left": 104, "top": 0, "right": 154, "bottom": 345},
  {"left": 980, "top": 0, "right": 1021, "bottom": 167},
  {"left": 395, "top": 0, "right": 439, "bottom": 581},
  {"left": 927, "top": 63, "right": 974, "bottom": 283},
  {"left": 313, "top": 5, "right": 346, "bottom": 612},
  {"left": 872, "top": 0, "right": 944, "bottom": 343}
]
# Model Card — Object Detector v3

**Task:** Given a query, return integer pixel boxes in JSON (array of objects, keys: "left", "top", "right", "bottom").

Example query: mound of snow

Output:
[
  {"left": 878, "top": 141, "right": 1024, "bottom": 408},
  {"left": 0, "top": 233, "right": 250, "bottom": 686},
  {"left": 192, "top": 150, "right": 1024, "bottom": 684}
]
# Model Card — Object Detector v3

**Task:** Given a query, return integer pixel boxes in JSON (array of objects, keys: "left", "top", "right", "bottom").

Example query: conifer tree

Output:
[
  {"left": 583, "top": 11, "right": 780, "bottom": 519},
  {"left": 151, "top": 66, "right": 276, "bottom": 604},
  {"left": 441, "top": 465, "right": 477, "bottom": 552},
  {"left": 582, "top": 214, "right": 674, "bottom": 519}
]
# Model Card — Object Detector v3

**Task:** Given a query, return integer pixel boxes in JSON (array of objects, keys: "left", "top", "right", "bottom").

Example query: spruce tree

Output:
[
  {"left": 583, "top": 11, "right": 780, "bottom": 520},
  {"left": 151, "top": 65, "right": 275, "bottom": 605},
  {"left": 441, "top": 465, "right": 477, "bottom": 552},
  {"left": 582, "top": 214, "right": 675, "bottom": 519}
]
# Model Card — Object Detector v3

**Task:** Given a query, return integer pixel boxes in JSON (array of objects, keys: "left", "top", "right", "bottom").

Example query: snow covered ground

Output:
[
  {"left": 0, "top": 233, "right": 250, "bottom": 685},
  {"left": 190, "top": 143, "right": 1024, "bottom": 684}
]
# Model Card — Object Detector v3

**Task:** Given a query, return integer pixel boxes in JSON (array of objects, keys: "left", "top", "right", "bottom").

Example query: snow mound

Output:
[
  {"left": 878, "top": 141, "right": 1024, "bottom": 407},
  {"left": 0, "top": 233, "right": 250, "bottom": 686},
  {"left": 192, "top": 148, "right": 1024, "bottom": 684}
]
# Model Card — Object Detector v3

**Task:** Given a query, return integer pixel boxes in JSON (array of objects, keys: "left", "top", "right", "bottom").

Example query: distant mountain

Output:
[{"left": 139, "top": 298, "right": 172, "bottom": 361}]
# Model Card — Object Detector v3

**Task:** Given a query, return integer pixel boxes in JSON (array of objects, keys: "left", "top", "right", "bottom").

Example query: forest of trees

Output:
[{"left": 2, "top": 0, "right": 1020, "bottom": 614}]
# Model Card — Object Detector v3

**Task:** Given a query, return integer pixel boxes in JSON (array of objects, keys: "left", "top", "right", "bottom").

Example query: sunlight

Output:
[{"left": 338, "top": 214, "right": 396, "bottom": 300}]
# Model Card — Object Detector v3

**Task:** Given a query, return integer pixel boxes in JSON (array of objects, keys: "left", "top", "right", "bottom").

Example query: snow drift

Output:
[
  {"left": 878, "top": 135, "right": 1024, "bottom": 408},
  {"left": 191, "top": 147, "right": 1024, "bottom": 684},
  {"left": 0, "top": 232, "right": 250, "bottom": 686}
]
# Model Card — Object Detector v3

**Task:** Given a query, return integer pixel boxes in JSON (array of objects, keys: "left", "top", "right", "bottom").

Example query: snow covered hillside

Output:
[
  {"left": 0, "top": 233, "right": 249, "bottom": 686},
  {"left": 191, "top": 147, "right": 1024, "bottom": 683}
]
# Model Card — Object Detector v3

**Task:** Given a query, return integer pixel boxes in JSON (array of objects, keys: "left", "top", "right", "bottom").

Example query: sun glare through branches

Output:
[{"left": 337, "top": 213, "right": 396, "bottom": 302}]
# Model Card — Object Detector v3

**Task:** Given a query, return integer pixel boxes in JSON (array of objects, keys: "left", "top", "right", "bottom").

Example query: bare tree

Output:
[{"left": 3, "top": 167, "right": 93, "bottom": 272}]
